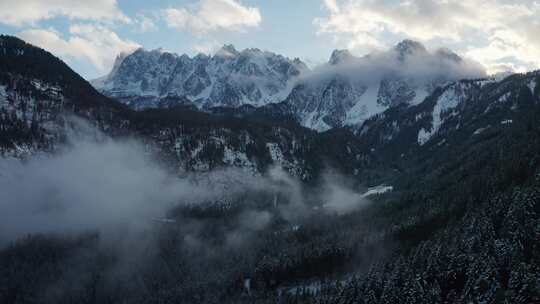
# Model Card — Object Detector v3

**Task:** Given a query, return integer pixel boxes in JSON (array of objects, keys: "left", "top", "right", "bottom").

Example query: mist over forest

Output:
[{"left": 1, "top": 4, "right": 539, "bottom": 301}]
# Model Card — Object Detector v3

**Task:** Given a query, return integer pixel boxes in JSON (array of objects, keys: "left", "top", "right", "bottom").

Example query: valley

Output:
[{"left": 0, "top": 35, "right": 538, "bottom": 303}]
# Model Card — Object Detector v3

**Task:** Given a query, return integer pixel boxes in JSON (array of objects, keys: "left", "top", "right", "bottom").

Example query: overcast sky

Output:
[{"left": 0, "top": 0, "right": 539, "bottom": 79}]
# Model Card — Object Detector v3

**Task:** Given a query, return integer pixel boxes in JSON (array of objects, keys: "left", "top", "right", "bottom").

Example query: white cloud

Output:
[
  {"left": 315, "top": 0, "right": 540, "bottom": 73},
  {"left": 17, "top": 25, "right": 139, "bottom": 73},
  {"left": 135, "top": 13, "right": 158, "bottom": 32},
  {"left": 193, "top": 40, "right": 221, "bottom": 54},
  {"left": 0, "top": 0, "right": 129, "bottom": 27},
  {"left": 323, "top": 0, "right": 340, "bottom": 13},
  {"left": 163, "top": 0, "right": 261, "bottom": 34},
  {"left": 299, "top": 43, "right": 486, "bottom": 88}
]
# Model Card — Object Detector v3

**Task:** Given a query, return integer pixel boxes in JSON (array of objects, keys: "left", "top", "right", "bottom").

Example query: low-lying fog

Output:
[{"left": 0, "top": 118, "right": 373, "bottom": 247}]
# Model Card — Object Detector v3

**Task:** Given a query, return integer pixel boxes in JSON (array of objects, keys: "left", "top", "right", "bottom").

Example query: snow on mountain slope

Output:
[
  {"left": 92, "top": 40, "right": 486, "bottom": 132},
  {"left": 417, "top": 82, "right": 472, "bottom": 145},
  {"left": 285, "top": 40, "right": 486, "bottom": 131},
  {"left": 355, "top": 70, "right": 540, "bottom": 161},
  {"left": 2, "top": 35, "right": 369, "bottom": 181},
  {"left": 91, "top": 45, "right": 308, "bottom": 110}
]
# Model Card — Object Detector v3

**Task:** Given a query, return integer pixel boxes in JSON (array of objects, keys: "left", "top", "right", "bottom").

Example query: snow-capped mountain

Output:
[
  {"left": 4, "top": 35, "right": 540, "bottom": 304},
  {"left": 92, "top": 40, "right": 486, "bottom": 132},
  {"left": 284, "top": 40, "right": 486, "bottom": 131},
  {"left": 356, "top": 70, "right": 540, "bottom": 160},
  {"left": 0, "top": 36, "right": 370, "bottom": 180},
  {"left": 91, "top": 45, "right": 308, "bottom": 110}
]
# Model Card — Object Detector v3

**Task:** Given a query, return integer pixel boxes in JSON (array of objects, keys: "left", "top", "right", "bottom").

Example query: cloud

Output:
[
  {"left": 0, "top": 117, "right": 369, "bottom": 247},
  {"left": 135, "top": 13, "right": 158, "bottom": 33},
  {"left": 163, "top": 0, "right": 261, "bottom": 34},
  {"left": 17, "top": 25, "right": 140, "bottom": 73},
  {"left": 0, "top": 0, "right": 129, "bottom": 27},
  {"left": 0, "top": 117, "right": 245, "bottom": 245},
  {"left": 315, "top": 0, "right": 540, "bottom": 73},
  {"left": 192, "top": 40, "right": 222, "bottom": 54},
  {"left": 0, "top": 126, "right": 180, "bottom": 244},
  {"left": 323, "top": 183, "right": 368, "bottom": 215},
  {"left": 320, "top": 173, "right": 370, "bottom": 215},
  {"left": 298, "top": 42, "right": 486, "bottom": 88}
]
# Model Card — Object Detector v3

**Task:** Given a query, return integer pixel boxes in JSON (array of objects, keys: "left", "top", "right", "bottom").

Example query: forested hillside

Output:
[{"left": 0, "top": 35, "right": 538, "bottom": 304}]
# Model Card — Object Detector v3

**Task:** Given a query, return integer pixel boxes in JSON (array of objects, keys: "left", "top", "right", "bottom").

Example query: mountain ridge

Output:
[
  {"left": 91, "top": 44, "right": 308, "bottom": 110},
  {"left": 0, "top": 35, "right": 370, "bottom": 181},
  {"left": 1, "top": 35, "right": 540, "bottom": 304},
  {"left": 92, "top": 40, "right": 486, "bottom": 131}
]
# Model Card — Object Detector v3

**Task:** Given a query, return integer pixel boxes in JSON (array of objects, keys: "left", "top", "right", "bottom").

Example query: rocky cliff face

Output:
[
  {"left": 92, "top": 40, "right": 485, "bottom": 132},
  {"left": 0, "top": 36, "right": 369, "bottom": 180},
  {"left": 91, "top": 45, "right": 308, "bottom": 110},
  {"left": 284, "top": 40, "right": 485, "bottom": 131}
]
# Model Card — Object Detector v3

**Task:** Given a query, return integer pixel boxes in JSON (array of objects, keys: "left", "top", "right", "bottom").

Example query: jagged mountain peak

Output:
[
  {"left": 92, "top": 43, "right": 308, "bottom": 110},
  {"left": 394, "top": 39, "right": 428, "bottom": 60},
  {"left": 329, "top": 49, "right": 354, "bottom": 65},
  {"left": 193, "top": 52, "right": 210, "bottom": 60},
  {"left": 91, "top": 38, "right": 486, "bottom": 132},
  {"left": 132, "top": 47, "right": 177, "bottom": 57},
  {"left": 2, "top": 35, "right": 540, "bottom": 304},
  {"left": 110, "top": 50, "right": 135, "bottom": 73},
  {"left": 395, "top": 39, "right": 427, "bottom": 52},
  {"left": 215, "top": 44, "right": 239, "bottom": 57},
  {"left": 241, "top": 47, "right": 264, "bottom": 54},
  {"left": 393, "top": 40, "right": 465, "bottom": 64},
  {"left": 285, "top": 40, "right": 486, "bottom": 131},
  {"left": 0, "top": 33, "right": 364, "bottom": 180},
  {"left": 435, "top": 47, "right": 463, "bottom": 62}
]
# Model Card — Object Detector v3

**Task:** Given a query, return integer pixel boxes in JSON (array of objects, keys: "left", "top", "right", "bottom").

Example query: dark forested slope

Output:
[{"left": 0, "top": 36, "right": 538, "bottom": 303}]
